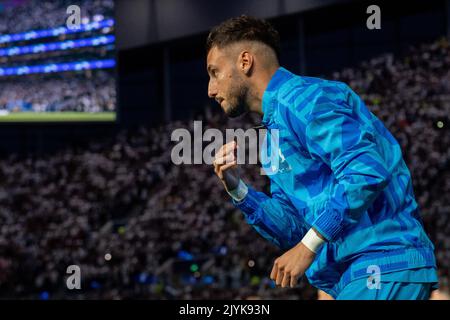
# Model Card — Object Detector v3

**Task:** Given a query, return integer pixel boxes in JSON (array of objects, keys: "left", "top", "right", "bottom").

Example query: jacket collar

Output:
[{"left": 261, "top": 67, "right": 294, "bottom": 127}]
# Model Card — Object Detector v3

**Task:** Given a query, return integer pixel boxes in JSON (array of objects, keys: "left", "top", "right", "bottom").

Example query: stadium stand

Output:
[{"left": 0, "top": 0, "right": 115, "bottom": 114}]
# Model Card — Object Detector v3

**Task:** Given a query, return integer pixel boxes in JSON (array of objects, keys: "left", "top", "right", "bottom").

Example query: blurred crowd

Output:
[
  {"left": 0, "top": 37, "right": 448, "bottom": 299},
  {"left": 0, "top": 0, "right": 115, "bottom": 114},
  {"left": 0, "top": 0, "right": 114, "bottom": 34},
  {"left": 0, "top": 70, "right": 115, "bottom": 113}
]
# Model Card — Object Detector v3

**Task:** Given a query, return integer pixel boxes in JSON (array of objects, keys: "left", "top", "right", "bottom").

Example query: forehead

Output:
[
  {"left": 207, "top": 46, "right": 227, "bottom": 67},
  {"left": 206, "top": 47, "right": 220, "bottom": 65}
]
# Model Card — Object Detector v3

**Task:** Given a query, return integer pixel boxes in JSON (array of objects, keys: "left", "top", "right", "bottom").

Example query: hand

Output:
[
  {"left": 270, "top": 242, "right": 316, "bottom": 288},
  {"left": 213, "top": 141, "right": 240, "bottom": 192}
]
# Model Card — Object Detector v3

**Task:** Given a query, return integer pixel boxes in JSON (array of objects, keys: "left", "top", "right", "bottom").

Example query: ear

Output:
[{"left": 237, "top": 51, "right": 253, "bottom": 76}]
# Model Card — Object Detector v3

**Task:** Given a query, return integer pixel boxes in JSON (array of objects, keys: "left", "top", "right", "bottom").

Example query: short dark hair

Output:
[{"left": 206, "top": 15, "right": 281, "bottom": 59}]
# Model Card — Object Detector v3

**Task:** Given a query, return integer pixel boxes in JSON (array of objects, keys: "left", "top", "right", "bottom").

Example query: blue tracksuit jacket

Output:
[{"left": 233, "top": 67, "right": 438, "bottom": 297}]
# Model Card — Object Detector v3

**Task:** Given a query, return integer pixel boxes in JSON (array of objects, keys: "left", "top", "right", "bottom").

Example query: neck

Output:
[{"left": 247, "top": 65, "right": 279, "bottom": 115}]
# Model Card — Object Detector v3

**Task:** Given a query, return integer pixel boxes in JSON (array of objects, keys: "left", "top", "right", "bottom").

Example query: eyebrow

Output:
[{"left": 207, "top": 65, "right": 216, "bottom": 74}]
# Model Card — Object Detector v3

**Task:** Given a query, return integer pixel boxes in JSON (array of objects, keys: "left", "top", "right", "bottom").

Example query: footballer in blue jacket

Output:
[{"left": 207, "top": 15, "right": 438, "bottom": 299}]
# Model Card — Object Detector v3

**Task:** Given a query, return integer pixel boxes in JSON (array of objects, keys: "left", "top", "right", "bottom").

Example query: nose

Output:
[{"left": 208, "top": 79, "right": 217, "bottom": 99}]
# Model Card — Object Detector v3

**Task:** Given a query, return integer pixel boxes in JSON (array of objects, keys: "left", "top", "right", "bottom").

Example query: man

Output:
[{"left": 207, "top": 15, "right": 438, "bottom": 299}]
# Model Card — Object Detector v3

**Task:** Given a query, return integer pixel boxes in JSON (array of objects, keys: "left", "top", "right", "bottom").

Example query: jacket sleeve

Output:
[
  {"left": 302, "top": 95, "right": 392, "bottom": 241},
  {"left": 232, "top": 181, "right": 308, "bottom": 250}
]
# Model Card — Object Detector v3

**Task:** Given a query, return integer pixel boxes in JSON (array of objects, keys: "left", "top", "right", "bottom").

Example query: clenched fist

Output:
[{"left": 213, "top": 140, "right": 240, "bottom": 192}]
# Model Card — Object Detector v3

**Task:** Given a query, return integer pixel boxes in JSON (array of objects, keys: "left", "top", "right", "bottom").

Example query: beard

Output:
[{"left": 223, "top": 80, "right": 249, "bottom": 118}]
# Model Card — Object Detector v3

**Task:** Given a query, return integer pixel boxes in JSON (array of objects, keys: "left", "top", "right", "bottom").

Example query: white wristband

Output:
[
  {"left": 227, "top": 179, "right": 248, "bottom": 202},
  {"left": 301, "top": 228, "right": 326, "bottom": 253}
]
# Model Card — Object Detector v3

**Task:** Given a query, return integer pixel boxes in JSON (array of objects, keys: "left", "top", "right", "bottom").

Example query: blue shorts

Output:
[{"left": 336, "top": 268, "right": 437, "bottom": 300}]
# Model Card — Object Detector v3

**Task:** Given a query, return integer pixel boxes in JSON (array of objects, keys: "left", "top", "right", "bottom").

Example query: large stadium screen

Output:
[{"left": 0, "top": 0, "right": 116, "bottom": 122}]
